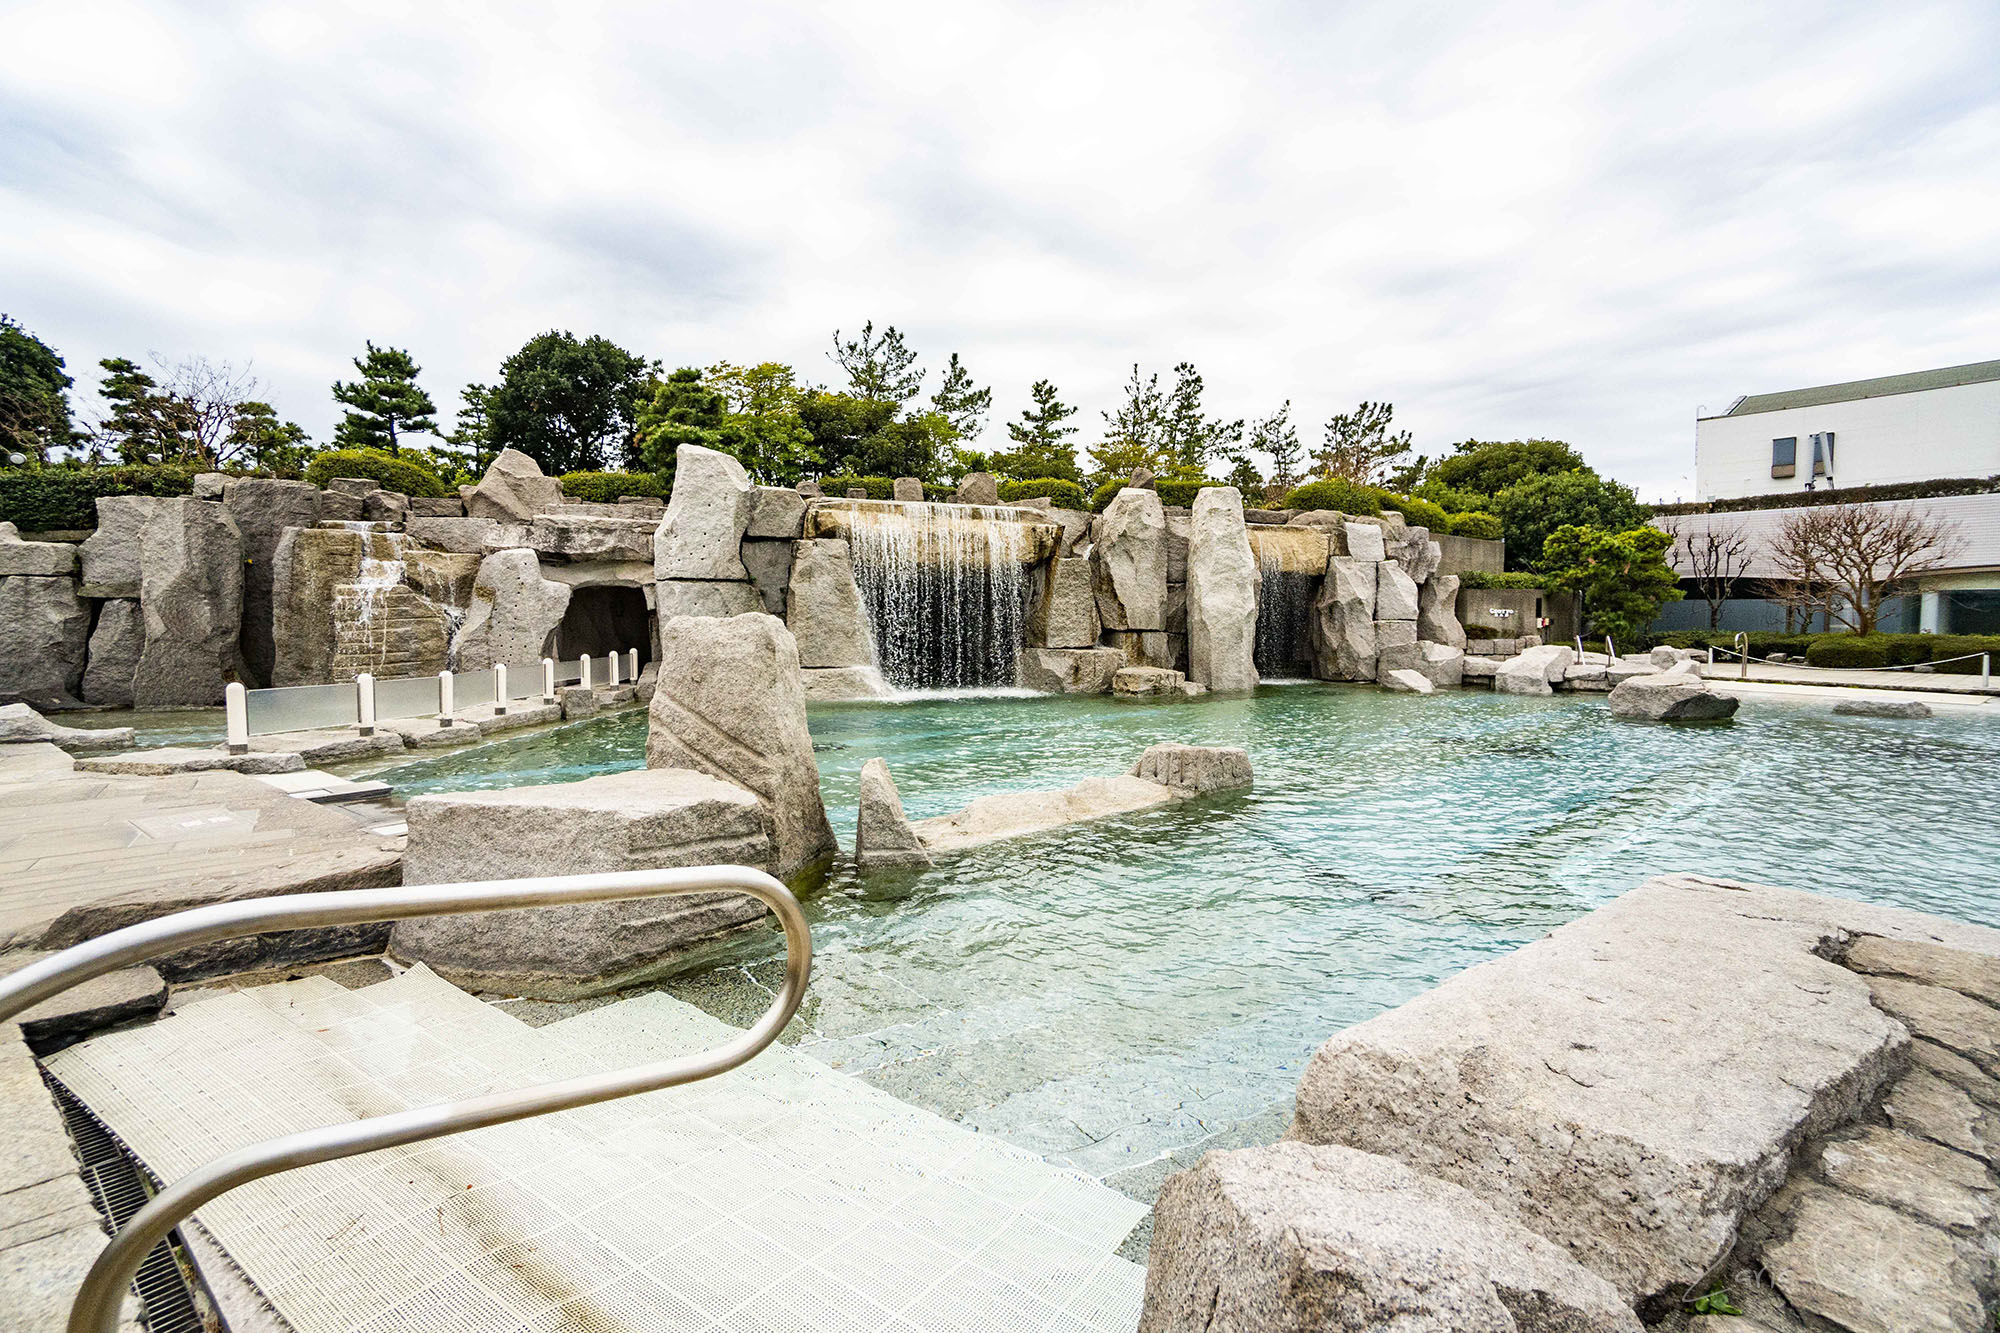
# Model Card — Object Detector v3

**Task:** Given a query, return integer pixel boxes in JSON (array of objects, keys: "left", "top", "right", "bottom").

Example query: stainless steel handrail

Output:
[{"left": 0, "top": 866, "right": 811, "bottom": 1333}]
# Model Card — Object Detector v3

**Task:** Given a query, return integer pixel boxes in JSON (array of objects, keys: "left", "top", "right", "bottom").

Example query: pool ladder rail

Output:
[{"left": 0, "top": 867, "right": 812, "bottom": 1333}]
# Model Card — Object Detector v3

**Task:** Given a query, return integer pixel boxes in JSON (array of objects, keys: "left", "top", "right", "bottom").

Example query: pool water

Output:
[{"left": 371, "top": 685, "right": 2000, "bottom": 1202}]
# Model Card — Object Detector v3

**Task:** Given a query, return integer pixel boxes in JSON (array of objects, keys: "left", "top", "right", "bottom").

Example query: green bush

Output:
[
  {"left": 1458, "top": 571, "right": 1545, "bottom": 590},
  {"left": 1281, "top": 478, "right": 1382, "bottom": 514},
  {"left": 1921, "top": 635, "right": 2000, "bottom": 674},
  {"left": 998, "top": 478, "right": 1087, "bottom": 509},
  {"left": 1805, "top": 635, "right": 1890, "bottom": 669},
  {"left": 816, "top": 474, "right": 897, "bottom": 500},
  {"left": 0, "top": 464, "right": 201, "bottom": 531},
  {"left": 303, "top": 448, "right": 450, "bottom": 498},
  {"left": 1377, "top": 492, "right": 1452, "bottom": 531},
  {"left": 560, "top": 471, "right": 669, "bottom": 504},
  {"left": 1651, "top": 474, "right": 2000, "bottom": 517},
  {"left": 1448, "top": 511, "right": 1504, "bottom": 540}
]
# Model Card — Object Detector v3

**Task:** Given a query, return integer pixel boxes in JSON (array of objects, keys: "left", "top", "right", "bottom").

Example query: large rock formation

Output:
[
  {"left": 455, "top": 549, "right": 571, "bottom": 670},
  {"left": 1140, "top": 1143, "right": 1641, "bottom": 1333},
  {"left": 0, "top": 528, "right": 76, "bottom": 576},
  {"left": 645, "top": 613, "right": 836, "bottom": 879},
  {"left": 0, "top": 575, "right": 89, "bottom": 707},
  {"left": 1028, "top": 556, "right": 1101, "bottom": 649},
  {"left": 465, "top": 447, "right": 563, "bottom": 522},
  {"left": 80, "top": 599, "right": 142, "bottom": 707},
  {"left": 1375, "top": 560, "right": 1419, "bottom": 622},
  {"left": 133, "top": 498, "right": 244, "bottom": 706},
  {"left": 78, "top": 494, "right": 164, "bottom": 598},
  {"left": 953, "top": 471, "right": 1000, "bottom": 505},
  {"left": 656, "top": 579, "right": 760, "bottom": 621},
  {"left": 391, "top": 768, "right": 777, "bottom": 997},
  {"left": 856, "top": 757, "right": 931, "bottom": 868},
  {"left": 1309, "top": 556, "right": 1377, "bottom": 681},
  {"left": 1608, "top": 673, "right": 1739, "bottom": 722},
  {"left": 1018, "top": 646, "right": 1126, "bottom": 694},
  {"left": 222, "top": 478, "right": 324, "bottom": 687},
  {"left": 785, "top": 538, "right": 874, "bottom": 668},
  {"left": 654, "top": 443, "right": 753, "bottom": 581},
  {"left": 1418, "top": 571, "right": 1465, "bottom": 649},
  {"left": 1130, "top": 743, "right": 1252, "bottom": 794},
  {"left": 1094, "top": 488, "right": 1169, "bottom": 631},
  {"left": 269, "top": 526, "right": 363, "bottom": 685},
  {"left": 1186, "top": 486, "right": 1259, "bottom": 691}
]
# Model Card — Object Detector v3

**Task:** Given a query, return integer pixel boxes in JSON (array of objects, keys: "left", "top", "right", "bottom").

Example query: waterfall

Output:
[
  {"left": 1253, "top": 548, "right": 1317, "bottom": 677},
  {"left": 843, "top": 503, "right": 1032, "bottom": 690}
]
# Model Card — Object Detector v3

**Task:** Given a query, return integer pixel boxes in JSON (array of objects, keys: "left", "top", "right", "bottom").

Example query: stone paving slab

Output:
[{"left": 1698, "top": 661, "right": 1999, "bottom": 695}]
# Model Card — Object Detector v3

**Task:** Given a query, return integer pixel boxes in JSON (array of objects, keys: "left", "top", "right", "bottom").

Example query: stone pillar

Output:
[
  {"left": 1309, "top": 557, "right": 1377, "bottom": 682},
  {"left": 654, "top": 443, "right": 757, "bottom": 625},
  {"left": 455, "top": 549, "right": 571, "bottom": 670},
  {"left": 857, "top": 757, "right": 931, "bottom": 868},
  {"left": 81, "top": 598, "right": 142, "bottom": 707},
  {"left": 0, "top": 575, "right": 89, "bottom": 707},
  {"left": 1028, "top": 557, "right": 1101, "bottom": 649},
  {"left": 223, "top": 478, "right": 324, "bottom": 687},
  {"left": 1187, "top": 487, "right": 1259, "bottom": 691},
  {"left": 133, "top": 498, "right": 244, "bottom": 707},
  {"left": 1418, "top": 572, "right": 1467, "bottom": 650},
  {"left": 1094, "top": 488, "right": 1168, "bottom": 631},
  {"left": 785, "top": 539, "right": 874, "bottom": 668},
  {"left": 646, "top": 613, "right": 837, "bottom": 880}
]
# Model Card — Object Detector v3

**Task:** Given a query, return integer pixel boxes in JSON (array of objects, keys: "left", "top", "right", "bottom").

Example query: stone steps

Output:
[{"left": 47, "top": 964, "right": 1148, "bottom": 1332}]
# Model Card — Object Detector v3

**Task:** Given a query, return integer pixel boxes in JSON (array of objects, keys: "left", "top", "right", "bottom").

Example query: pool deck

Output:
[{"left": 1695, "top": 660, "right": 1999, "bottom": 695}]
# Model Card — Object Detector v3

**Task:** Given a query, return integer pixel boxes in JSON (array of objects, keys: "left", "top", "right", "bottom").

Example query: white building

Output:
[{"left": 1694, "top": 358, "right": 1999, "bottom": 502}]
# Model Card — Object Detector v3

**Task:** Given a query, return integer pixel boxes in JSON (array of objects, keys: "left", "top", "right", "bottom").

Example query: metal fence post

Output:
[
  {"left": 542, "top": 657, "right": 556, "bottom": 705},
  {"left": 356, "top": 673, "right": 376, "bottom": 736},
  {"left": 224, "top": 683, "right": 248, "bottom": 755},
  {"left": 438, "top": 670, "right": 455, "bottom": 727},
  {"left": 494, "top": 664, "right": 508, "bottom": 716},
  {"left": 1985, "top": 653, "right": 1991, "bottom": 692}
]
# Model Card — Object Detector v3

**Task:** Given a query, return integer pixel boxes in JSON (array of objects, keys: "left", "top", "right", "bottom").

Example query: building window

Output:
[
  {"left": 1810, "top": 432, "right": 1834, "bottom": 477},
  {"left": 1771, "top": 438, "right": 1797, "bottom": 478}
]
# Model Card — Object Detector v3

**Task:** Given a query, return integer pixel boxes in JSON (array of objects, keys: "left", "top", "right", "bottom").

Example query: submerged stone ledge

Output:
[{"left": 1144, "top": 873, "right": 2000, "bottom": 1331}]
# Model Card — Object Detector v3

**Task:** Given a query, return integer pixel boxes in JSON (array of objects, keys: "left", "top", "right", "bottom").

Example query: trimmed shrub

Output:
[
  {"left": 561, "top": 471, "right": 669, "bottom": 504},
  {"left": 303, "top": 448, "right": 450, "bottom": 498},
  {"left": 1652, "top": 474, "right": 2000, "bottom": 517},
  {"left": 1377, "top": 492, "right": 1452, "bottom": 531},
  {"left": 1923, "top": 635, "right": 2000, "bottom": 674},
  {"left": 0, "top": 464, "right": 201, "bottom": 531},
  {"left": 1448, "top": 510, "right": 1504, "bottom": 540},
  {"left": 1458, "top": 571, "right": 1545, "bottom": 590},
  {"left": 1805, "top": 635, "right": 1890, "bottom": 669},
  {"left": 1282, "top": 478, "right": 1381, "bottom": 515},
  {"left": 1153, "top": 479, "right": 1228, "bottom": 508},
  {"left": 998, "top": 478, "right": 1087, "bottom": 509},
  {"left": 815, "top": 474, "right": 897, "bottom": 500}
]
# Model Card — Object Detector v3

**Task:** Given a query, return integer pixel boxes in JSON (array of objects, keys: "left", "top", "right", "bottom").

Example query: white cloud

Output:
[{"left": 2, "top": 0, "right": 1996, "bottom": 498}]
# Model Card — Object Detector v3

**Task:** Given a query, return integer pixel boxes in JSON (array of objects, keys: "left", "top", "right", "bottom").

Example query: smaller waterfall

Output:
[
  {"left": 1252, "top": 546, "right": 1318, "bottom": 677},
  {"left": 843, "top": 503, "right": 1033, "bottom": 690}
]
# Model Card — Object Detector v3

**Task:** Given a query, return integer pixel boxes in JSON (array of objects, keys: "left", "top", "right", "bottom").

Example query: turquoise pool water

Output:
[{"left": 370, "top": 685, "right": 2000, "bottom": 1196}]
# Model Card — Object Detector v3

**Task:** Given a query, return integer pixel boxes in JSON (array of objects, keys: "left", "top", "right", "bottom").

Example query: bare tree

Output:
[
  {"left": 1764, "top": 504, "right": 1964, "bottom": 635},
  {"left": 1664, "top": 517, "right": 1754, "bottom": 629},
  {"left": 160, "top": 356, "right": 263, "bottom": 465}
]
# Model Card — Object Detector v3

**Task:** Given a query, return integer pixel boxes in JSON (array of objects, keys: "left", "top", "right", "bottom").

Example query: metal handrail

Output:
[
  {"left": 0, "top": 866, "right": 812, "bottom": 1333},
  {"left": 1709, "top": 643, "right": 1992, "bottom": 687}
]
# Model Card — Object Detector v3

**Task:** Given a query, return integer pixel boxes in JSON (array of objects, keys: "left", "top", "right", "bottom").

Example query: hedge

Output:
[
  {"left": 1449, "top": 510, "right": 1503, "bottom": 540},
  {"left": 303, "top": 449, "right": 450, "bottom": 498},
  {"left": 0, "top": 464, "right": 202, "bottom": 531},
  {"left": 1648, "top": 629, "right": 2000, "bottom": 673},
  {"left": 816, "top": 475, "right": 898, "bottom": 500},
  {"left": 1805, "top": 635, "right": 1890, "bottom": 669},
  {"left": 1377, "top": 492, "right": 1451, "bottom": 531},
  {"left": 1088, "top": 478, "right": 1233, "bottom": 511},
  {"left": 1458, "top": 571, "right": 1545, "bottom": 590},
  {"left": 998, "top": 478, "right": 1087, "bottom": 509},
  {"left": 1651, "top": 474, "right": 2000, "bottom": 517},
  {"left": 560, "top": 471, "right": 669, "bottom": 504},
  {"left": 1279, "top": 478, "right": 1381, "bottom": 515}
]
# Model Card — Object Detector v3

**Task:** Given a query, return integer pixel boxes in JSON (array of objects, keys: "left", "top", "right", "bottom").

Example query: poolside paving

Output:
[
  {"left": 0, "top": 742, "right": 402, "bottom": 963},
  {"left": 1696, "top": 660, "right": 1999, "bottom": 694}
]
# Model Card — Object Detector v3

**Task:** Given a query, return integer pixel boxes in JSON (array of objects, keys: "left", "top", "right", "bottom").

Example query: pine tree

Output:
[
  {"left": 94, "top": 358, "right": 193, "bottom": 463},
  {"left": 1087, "top": 364, "right": 1163, "bottom": 482},
  {"left": 1312, "top": 401, "right": 1412, "bottom": 486},
  {"left": 829, "top": 321, "right": 925, "bottom": 404},
  {"left": 636, "top": 368, "right": 732, "bottom": 482},
  {"left": 1251, "top": 401, "right": 1302, "bottom": 491},
  {"left": 0, "top": 316, "right": 75, "bottom": 462},
  {"left": 930, "top": 353, "right": 992, "bottom": 439},
  {"left": 989, "top": 379, "right": 1081, "bottom": 481},
  {"left": 332, "top": 342, "right": 438, "bottom": 453}
]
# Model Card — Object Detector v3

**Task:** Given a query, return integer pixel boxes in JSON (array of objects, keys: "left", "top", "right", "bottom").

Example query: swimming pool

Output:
[{"left": 370, "top": 685, "right": 2000, "bottom": 1210}]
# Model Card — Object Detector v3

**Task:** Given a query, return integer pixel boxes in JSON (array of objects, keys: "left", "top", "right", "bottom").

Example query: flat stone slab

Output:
[
  {"left": 381, "top": 716, "right": 485, "bottom": 749},
  {"left": 76, "top": 746, "right": 306, "bottom": 776},
  {"left": 1759, "top": 1180, "right": 1990, "bottom": 1333},
  {"left": 245, "top": 727, "right": 406, "bottom": 764},
  {"left": 456, "top": 702, "right": 562, "bottom": 733},
  {"left": 1288, "top": 873, "right": 2000, "bottom": 1307},
  {"left": 0, "top": 703, "right": 133, "bottom": 752},
  {"left": 0, "top": 951, "right": 166, "bottom": 1054},
  {"left": 1833, "top": 697, "right": 1933, "bottom": 718}
]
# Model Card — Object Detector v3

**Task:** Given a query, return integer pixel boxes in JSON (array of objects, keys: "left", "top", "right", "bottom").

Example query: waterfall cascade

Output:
[
  {"left": 842, "top": 503, "right": 1035, "bottom": 690},
  {"left": 324, "top": 523, "right": 471, "bottom": 678},
  {"left": 1248, "top": 528, "right": 1325, "bottom": 678}
]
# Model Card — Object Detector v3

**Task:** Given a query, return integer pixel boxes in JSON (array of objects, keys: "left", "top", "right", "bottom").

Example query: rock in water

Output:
[
  {"left": 1094, "top": 488, "right": 1169, "bottom": 631},
  {"left": 856, "top": 757, "right": 931, "bottom": 868},
  {"left": 1382, "top": 668, "right": 1434, "bottom": 694},
  {"left": 1309, "top": 556, "right": 1377, "bottom": 681},
  {"left": 133, "top": 498, "right": 244, "bottom": 706},
  {"left": 0, "top": 702, "right": 134, "bottom": 750},
  {"left": 1129, "top": 743, "right": 1252, "bottom": 794},
  {"left": 1495, "top": 643, "right": 1575, "bottom": 697},
  {"left": 655, "top": 443, "right": 754, "bottom": 581},
  {"left": 1832, "top": 698, "right": 1933, "bottom": 719},
  {"left": 952, "top": 471, "right": 1000, "bottom": 505},
  {"left": 466, "top": 447, "right": 563, "bottom": 522},
  {"left": 455, "top": 549, "right": 571, "bottom": 670},
  {"left": 785, "top": 539, "right": 874, "bottom": 668},
  {"left": 1418, "top": 572, "right": 1465, "bottom": 649},
  {"left": 1186, "top": 487, "right": 1260, "bottom": 691},
  {"left": 81, "top": 598, "right": 142, "bottom": 707},
  {"left": 0, "top": 575, "right": 89, "bottom": 706},
  {"left": 1139, "top": 1142, "right": 1642, "bottom": 1333},
  {"left": 1608, "top": 673, "right": 1739, "bottom": 722},
  {"left": 646, "top": 613, "right": 837, "bottom": 880},
  {"left": 1018, "top": 647, "right": 1126, "bottom": 694}
]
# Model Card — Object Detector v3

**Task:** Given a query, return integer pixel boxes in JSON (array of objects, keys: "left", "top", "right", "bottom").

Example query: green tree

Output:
[
  {"left": 1088, "top": 364, "right": 1164, "bottom": 482},
  {"left": 930, "top": 353, "right": 991, "bottom": 439},
  {"left": 703, "top": 361, "right": 819, "bottom": 484},
  {"left": 636, "top": 369, "right": 732, "bottom": 481},
  {"left": 94, "top": 358, "right": 190, "bottom": 463},
  {"left": 1538, "top": 524, "right": 1682, "bottom": 642},
  {"left": 488, "top": 331, "right": 656, "bottom": 475},
  {"left": 1250, "top": 400, "right": 1302, "bottom": 491},
  {"left": 1311, "top": 401, "right": 1411, "bottom": 486},
  {"left": 1158, "top": 362, "right": 1241, "bottom": 479},
  {"left": 988, "top": 379, "right": 1081, "bottom": 481},
  {"left": 1492, "top": 469, "right": 1649, "bottom": 571},
  {"left": 1431, "top": 438, "right": 1587, "bottom": 498},
  {"left": 331, "top": 342, "right": 437, "bottom": 453},
  {"left": 226, "top": 401, "right": 316, "bottom": 474},
  {"left": 829, "top": 321, "right": 924, "bottom": 404},
  {"left": 446, "top": 382, "right": 497, "bottom": 473},
  {"left": 0, "top": 316, "right": 74, "bottom": 462}
]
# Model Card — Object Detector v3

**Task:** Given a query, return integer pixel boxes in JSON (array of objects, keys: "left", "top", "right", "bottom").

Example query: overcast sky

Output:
[{"left": 4, "top": 1, "right": 1997, "bottom": 499}]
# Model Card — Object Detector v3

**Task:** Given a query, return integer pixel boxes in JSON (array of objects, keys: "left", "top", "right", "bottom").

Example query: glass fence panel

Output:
[
  {"left": 454, "top": 668, "right": 496, "bottom": 708},
  {"left": 503, "top": 661, "right": 547, "bottom": 700},
  {"left": 244, "top": 683, "right": 356, "bottom": 736},
  {"left": 376, "top": 674, "right": 443, "bottom": 721},
  {"left": 555, "top": 658, "right": 584, "bottom": 686}
]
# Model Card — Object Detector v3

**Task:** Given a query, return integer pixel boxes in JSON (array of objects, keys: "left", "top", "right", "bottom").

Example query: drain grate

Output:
[{"left": 46, "top": 1074, "right": 207, "bottom": 1333}]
